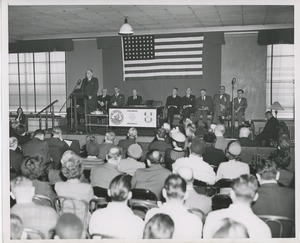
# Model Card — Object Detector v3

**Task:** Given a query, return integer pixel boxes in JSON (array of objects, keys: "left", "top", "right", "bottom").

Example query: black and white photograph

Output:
[{"left": 1, "top": 0, "right": 298, "bottom": 242}]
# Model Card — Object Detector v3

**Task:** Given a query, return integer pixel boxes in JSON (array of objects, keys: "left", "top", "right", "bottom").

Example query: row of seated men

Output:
[{"left": 9, "top": 119, "right": 294, "bottom": 239}]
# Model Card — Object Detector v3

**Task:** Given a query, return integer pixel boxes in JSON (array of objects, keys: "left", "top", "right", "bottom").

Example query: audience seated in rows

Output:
[
  {"left": 118, "top": 127, "right": 138, "bottom": 153},
  {"left": 14, "top": 123, "right": 31, "bottom": 146},
  {"left": 10, "top": 176, "right": 58, "bottom": 239},
  {"left": 10, "top": 137, "right": 24, "bottom": 177},
  {"left": 90, "top": 147, "right": 122, "bottom": 188},
  {"left": 184, "top": 122, "right": 197, "bottom": 146},
  {"left": 118, "top": 144, "right": 145, "bottom": 176},
  {"left": 98, "top": 131, "right": 117, "bottom": 160},
  {"left": 10, "top": 214, "right": 27, "bottom": 240},
  {"left": 79, "top": 135, "right": 97, "bottom": 158},
  {"left": 214, "top": 124, "right": 229, "bottom": 152},
  {"left": 148, "top": 128, "right": 172, "bottom": 152},
  {"left": 238, "top": 127, "right": 257, "bottom": 147},
  {"left": 252, "top": 159, "right": 295, "bottom": 221},
  {"left": 216, "top": 141, "right": 249, "bottom": 181},
  {"left": 86, "top": 140, "right": 100, "bottom": 159},
  {"left": 203, "top": 174, "right": 271, "bottom": 238},
  {"left": 212, "top": 218, "right": 249, "bottom": 238},
  {"left": 145, "top": 174, "right": 203, "bottom": 239},
  {"left": 202, "top": 132, "right": 227, "bottom": 168},
  {"left": 176, "top": 167, "right": 212, "bottom": 215},
  {"left": 89, "top": 174, "right": 144, "bottom": 238},
  {"left": 173, "top": 137, "right": 216, "bottom": 185},
  {"left": 131, "top": 150, "right": 171, "bottom": 201},
  {"left": 54, "top": 213, "right": 83, "bottom": 239},
  {"left": 143, "top": 214, "right": 174, "bottom": 239}
]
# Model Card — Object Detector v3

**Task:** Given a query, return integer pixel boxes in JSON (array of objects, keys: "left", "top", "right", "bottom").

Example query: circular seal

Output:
[{"left": 110, "top": 110, "right": 124, "bottom": 125}]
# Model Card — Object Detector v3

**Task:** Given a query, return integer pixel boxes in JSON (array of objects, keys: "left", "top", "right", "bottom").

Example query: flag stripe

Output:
[
  {"left": 155, "top": 36, "right": 204, "bottom": 43},
  {"left": 124, "top": 57, "right": 202, "bottom": 65},
  {"left": 125, "top": 64, "right": 202, "bottom": 71},
  {"left": 155, "top": 47, "right": 203, "bottom": 52},
  {"left": 125, "top": 68, "right": 202, "bottom": 74},
  {"left": 155, "top": 40, "right": 203, "bottom": 46},
  {"left": 124, "top": 61, "right": 202, "bottom": 67},
  {"left": 125, "top": 71, "right": 203, "bottom": 78},
  {"left": 155, "top": 44, "right": 203, "bottom": 49},
  {"left": 156, "top": 50, "right": 203, "bottom": 56}
]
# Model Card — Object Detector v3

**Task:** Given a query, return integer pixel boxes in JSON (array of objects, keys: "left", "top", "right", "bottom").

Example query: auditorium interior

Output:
[{"left": 3, "top": 1, "right": 298, "bottom": 241}]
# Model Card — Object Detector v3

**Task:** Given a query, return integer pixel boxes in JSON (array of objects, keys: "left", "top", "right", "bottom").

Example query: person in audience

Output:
[
  {"left": 14, "top": 124, "right": 31, "bottom": 146},
  {"left": 15, "top": 107, "right": 26, "bottom": 125},
  {"left": 21, "top": 156, "right": 56, "bottom": 203},
  {"left": 97, "top": 88, "right": 110, "bottom": 113},
  {"left": 238, "top": 127, "right": 257, "bottom": 147},
  {"left": 184, "top": 122, "right": 196, "bottom": 146},
  {"left": 10, "top": 137, "right": 24, "bottom": 177},
  {"left": 216, "top": 141, "right": 249, "bottom": 181},
  {"left": 164, "top": 130, "right": 188, "bottom": 170},
  {"left": 55, "top": 150, "right": 94, "bottom": 202},
  {"left": 10, "top": 120, "right": 20, "bottom": 137},
  {"left": 212, "top": 86, "right": 230, "bottom": 124},
  {"left": 203, "top": 174, "right": 271, "bottom": 238},
  {"left": 195, "top": 89, "right": 213, "bottom": 129},
  {"left": 80, "top": 69, "right": 99, "bottom": 114},
  {"left": 165, "top": 87, "right": 182, "bottom": 127},
  {"left": 176, "top": 167, "right": 212, "bottom": 215},
  {"left": 255, "top": 111, "right": 280, "bottom": 146},
  {"left": 143, "top": 214, "right": 175, "bottom": 239},
  {"left": 118, "top": 144, "right": 145, "bottom": 176},
  {"left": 148, "top": 128, "right": 172, "bottom": 152},
  {"left": 54, "top": 213, "right": 83, "bottom": 239},
  {"left": 46, "top": 127, "right": 70, "bottom": 169},
  {"left": 233, "top": 89, "right": 248, "bottom": 128},
  {"left": 162, "top": 123, "right": 172, "bottom": 144},
  {"left": 181, "top": 87, "right": 196, "bottom": 119},
  {"left": 109, "top": 86, "right": 125, "bottom": 107},
  {"left": 214, "top": 124, "right": 230, "bottom": 152},
  {"left": 98, "top": 131, "right": 118, "bottom": 160},
  {"left": 86, "top": 140, "right": 100, "bottom": 159},
  {"left": 89, "top": 174, "right": 144, "bottom": 238},
  {"left": 127, "top": 89, "right": 143, "bottom": 106},
  {"left": 80, "top": 135, "right": 97, "bottom": 158},
  {"left": 22, "top": 129, "right": 51, "bottom": 170},
  {"left": 10, "top": 214, "right": 27, "bottom": 240},
  {"left": 269, "top": 147, "right": 294, "bottom": 187},
  {"left": 90, "top": 147, "right": 122, "bottom": 188},
  {"left": 131, "top": 150, "right": 171, "bottom": 201},
  {"left": 252, "top": 159, "right": 295, "bottom": 221},
  {"left": 145, "top": 174, "right": 203, "bottom": 239},
  {"left": 173, "top": 137, "right": 216, "bottom": 185},
  {"left": 10, "top": 176, "right": 58, "bottom": 239},
  {"left": 202, "top": 132, "right": 227, "bottom": 168},
  {"left": 118, "top": 127, "right": 138, "bottom": 154},
  {"left": 212, "top": 218, "right": 249, "bottom": 238}
]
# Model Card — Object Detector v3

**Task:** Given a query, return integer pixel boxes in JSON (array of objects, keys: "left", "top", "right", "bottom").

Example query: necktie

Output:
[{"left": 220, "top": 95, "right": 223, "bottom": 99}]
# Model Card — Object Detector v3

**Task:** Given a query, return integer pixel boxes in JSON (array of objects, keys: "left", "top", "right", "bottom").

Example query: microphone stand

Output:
[
  {"left": 231, "top": 78, "right": 236, "bottom": 138},
  {"left": 58, "top": 80, "right": 82, "bottom": 113}
]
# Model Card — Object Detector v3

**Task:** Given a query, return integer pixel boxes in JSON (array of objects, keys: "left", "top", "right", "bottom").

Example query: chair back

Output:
[
  {"left": 89, "top": 198, "right": 109, "bottom": 213},
  {"left": 23, "top": 227, "right": 45, "bottom": 239},
  {"left": 258, "top": 215, "right": 295, "bottom": 238},
  {"left": 152, "top": 101, "right": 163, "bottom": 107},
  {"left": 214, "top": 178, "right": 233, "bottom": 188},
  {"left": 33, "top": 194, "right": 54, "bottom": 208},
  {"left": 212, "top": 194, "right": 232, "bottom": 211},
  {"left": 128, "top": 200, "right": 158, "bottom": 220},
  {"left": 187, "top": 207, "right": 205, "bottom": 222},
  {"left": 131, "top": 188, "right": 158, "bottom": 201},
  {"left": 93, "top": 186, "right": 110, "bottom": 200}
]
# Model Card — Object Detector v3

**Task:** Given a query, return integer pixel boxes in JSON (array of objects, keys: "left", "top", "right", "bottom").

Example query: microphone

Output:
[
  {"left": 231, "top": 78, "right": 236, "bottom": 85},
  {"left": 76, "top": 79, "right": 82, "bottom": 85}
]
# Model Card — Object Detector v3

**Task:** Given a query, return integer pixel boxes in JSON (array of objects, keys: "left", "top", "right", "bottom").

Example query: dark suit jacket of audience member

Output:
[
  {"left": 195, "top": 95, "right": 214, "bottom": 113},
  {"left": 238, "top": 137, "right": 257, "bottom": 147},
  {"left": 127, "top": 95, "right": 143, "bottom": 106},
  {"left": 165, "top": 95, "right": 182, "bottom": 112},
  {"left": 15, "top": 113, "right": 26, "bottom": 125},
  {"left": 151, "top": 134, "right": 172, "bottom": 145},
  {"left": 202, "top": 146, "right": 227, "bottom": 168},
  {"left": 233, "top": 97, "right": 247, "bottom": 112},
  {"left": 16, "top": 134, "right": 31, "bottom": 146},
  {"left": 22, "top": 137, "right": 50, "bottom": 164},
  {"left": 98, "top": 143, "right": 123, "bottom": 160},
  {"left": 109, "top": 93, "right": 126, "bottom": 107},
  {"left": 261, "top": 116, "right": 280, "bottom": 139},
  {"left": 46, "top": 137, "right": 70, "bottom": 169},
  {"left": 148, "top": 140, "right": 172, "bottom": 152},
  {"left": 10, "top": 149, "right": 24, "bottom": 175},
  {"left": 181, "top": 95, "right": 196, "bottom": 109},
  {"left": 252, "top": 183, "right": 295, "bottom": 221}
]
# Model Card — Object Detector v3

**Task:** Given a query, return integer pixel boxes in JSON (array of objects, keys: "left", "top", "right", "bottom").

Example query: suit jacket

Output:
[
  {"left": 22, "top": 137, "right": 50, "bottom": 163},
  {"left": 98, "top": 143, "right": 119, "bottom": 160},
  {"left": 148, "top": 140, "right": 172, "bottom": 152},
  {"left": 127, "top": 95, "right": 143, "bottom": 106},
  {"left": 80, "top": 77, "right": 99, "bottom": 112},
  {"left": 195, "top": 95, "right": 213, "bottom": 112},
  {"left": 46, "top": 137, "right": 70, "bottom": 169},
  {"left": 165, "top": 95, "right": 182, "bottom": 111},
  {"left": 109, "top": 93, "right": 126, "bottom": 107},
  {"left": 213, "top": 93, "right": 230, "bottom": 111},
  {"left": 233, "top": 97, "right": 247, "bottom": 113},
  {"left": 10, "top": 149, "right": 24, "bottom": 174},
  {"left": 202, "top": 146, "right": 227, "bottom": 167},
  {"left": 252, "top": 183, "right": 295, "bottom": 221},
  {"left": 97, "top": 95, "right": 111, "bottom": 109},
  {"left": 262, "top": 116, "right": 280, "bottom": 136},
  {"left": 181, "top": 95, "right": 196, "bottom": 109}
]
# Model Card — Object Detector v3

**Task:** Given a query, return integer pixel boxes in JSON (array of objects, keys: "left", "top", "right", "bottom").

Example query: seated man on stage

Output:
[
  {"left": 165, "top": 88, "right": 182, "bottom": 127},
  {"left": 181, "top": 88, "right": 196, "bottom": 119},
  {"left": 212, "top": 85, "right": 230, "bottom": 124},
  {"left": 97, "top": 88, "right": 110, "bottom": 114},
  {"left": 194, "top": 89, "right": 213, "bottom": 129},
  {"left": 233, "top": 89, "right": 247, "bottom": 128},
  {"left": 109, "top": 86, "right": 125, "bottom": 107},
  {"left": 127, "top": 89, "right": 143, "bottom": 106}
]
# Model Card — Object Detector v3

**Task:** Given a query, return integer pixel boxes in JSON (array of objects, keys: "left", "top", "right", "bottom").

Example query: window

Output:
[
  {"left": 266, "top": 44, "right": 294, "bottom": 119},
  {"left": 9, "top": 52, "right": 66, "bottom": 113}
]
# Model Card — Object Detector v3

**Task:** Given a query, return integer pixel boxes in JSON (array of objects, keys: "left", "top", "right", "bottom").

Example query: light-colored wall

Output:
[
  {"left": 221, "top": 33, "right": 267, "bottom": 120},
  {"left": 65, "top": 39, "right": 103, "bottom": 98}
]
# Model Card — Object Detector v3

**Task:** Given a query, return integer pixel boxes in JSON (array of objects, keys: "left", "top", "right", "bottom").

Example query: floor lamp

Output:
[{"left": 270, "top": 101, "right": 284, "bottom": 118}]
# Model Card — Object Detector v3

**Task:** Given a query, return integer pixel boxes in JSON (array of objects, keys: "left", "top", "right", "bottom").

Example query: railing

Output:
[{"left": 36, "top": 100, "right": 58, "bottom": 130}]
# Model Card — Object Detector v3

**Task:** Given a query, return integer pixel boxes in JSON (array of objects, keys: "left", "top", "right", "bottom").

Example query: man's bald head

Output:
[
  {"left": 176, "top": 167, "right": 194, "bottom": 185},
  {"left": 239, "top": 127, "right": 251, "bottom": 138},
  {"left": 55, "top": 213, "right": 83, "bottom": 239}
]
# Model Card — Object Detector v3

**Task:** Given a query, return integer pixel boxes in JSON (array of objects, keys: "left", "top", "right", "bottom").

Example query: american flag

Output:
[{"left": 122, "top": 33, "right": 204, "bottom": 80}]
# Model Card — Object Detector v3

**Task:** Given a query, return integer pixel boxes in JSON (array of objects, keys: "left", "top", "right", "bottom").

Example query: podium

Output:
[{"left": 70, "top": 93, "right": 88, "bottom": 131}]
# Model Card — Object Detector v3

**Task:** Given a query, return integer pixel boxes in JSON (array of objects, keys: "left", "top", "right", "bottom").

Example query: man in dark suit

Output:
[
  {"left": 213, "top": 85, "right": 230, "bottom": 124},
  {"left": 256, "top": 111, "right": 280, "bottom": 146},
  {"left": 181, "top": 88, "right": 196, "bottom": 119},
  {"left": 252, "top": 159, "right": 295, "bottom": 222},
  {"left": 118, "top": 127, "right": 138, "bottom": 157},
  {"left": 97, "top": 88, "right": 110, "bottom": 113},
  {"left": 127, "top": 89, "right": 143, "bottom": 106},
  {"left": 233, "top": 89, "right": 248, "bottom": 127},
  {"left": 165, "top": 87, "right": 182, "bottom": 127},
  {"left": 109, "top": 86, "right": 126, "bottom": 107},
  {"left": 195, "top": 89, "right": 214, "bottom": 129},
  {"left": 10, "top": 137, "right": 24, "bottom": 177}
]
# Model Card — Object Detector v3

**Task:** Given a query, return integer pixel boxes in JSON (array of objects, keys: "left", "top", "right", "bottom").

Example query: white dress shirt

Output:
[{"left": 216, "top": 159, "right": 250, "bottom": 181}]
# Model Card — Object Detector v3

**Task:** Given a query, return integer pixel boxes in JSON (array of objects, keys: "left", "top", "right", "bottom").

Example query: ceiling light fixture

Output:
[{"left": 118, "top": 17, "right": 133, "bottom": 35}]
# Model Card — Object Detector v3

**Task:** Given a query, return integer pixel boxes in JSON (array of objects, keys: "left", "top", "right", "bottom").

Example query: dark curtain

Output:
[{"left": 257, "top": 28, "right": 294, "bottom": 45}]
